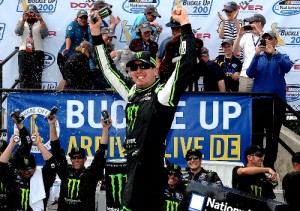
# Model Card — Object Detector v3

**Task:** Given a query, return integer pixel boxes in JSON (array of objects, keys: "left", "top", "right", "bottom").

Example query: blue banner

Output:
[{"left": 7, "top": 92, "right": 252, "bottom": 167}]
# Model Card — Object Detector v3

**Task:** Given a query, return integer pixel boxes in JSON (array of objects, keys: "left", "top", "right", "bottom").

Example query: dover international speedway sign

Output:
[{"left": 7, "top": 92, "right": 251, "bottom": 167}]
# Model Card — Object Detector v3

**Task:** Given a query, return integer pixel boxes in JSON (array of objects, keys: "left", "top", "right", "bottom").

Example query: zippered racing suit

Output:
[{"left": 93, "top": 23, "right": 196, "bottom": 211}]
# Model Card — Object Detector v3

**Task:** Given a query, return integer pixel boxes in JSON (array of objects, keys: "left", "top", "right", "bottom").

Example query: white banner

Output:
[{"left": 0, "top": 0, "right": 299, "bottom": 109}]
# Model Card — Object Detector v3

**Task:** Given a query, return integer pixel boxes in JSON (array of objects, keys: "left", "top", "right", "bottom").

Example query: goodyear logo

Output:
[
  {"left": 171, "top": 0, "right": 213, "bottom": 16},
  {"left": 122, "top": 0, "right": 160, "bottom": 14},
  {"left": 17, "top": 0, "right": 58, "bottom": 13},
  {"left": 210, "top": 135, "right": 240, "bottom": 160},
  {"left": 13, "top": 107, "right": 60, "bottom": 153},
  {"left": 44, "top": 52, "right": 55, "bottom": 69},
  {"left": 273, "top": 0, "right": 300, "bottom": 16},
  {"left": 286, "top": 85, "right": 300, "bottom": 102},
  {"left": 0, "top": 23, "right": 5, "bottom": 40}
]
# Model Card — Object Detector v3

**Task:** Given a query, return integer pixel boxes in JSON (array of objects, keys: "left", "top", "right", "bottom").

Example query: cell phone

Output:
[
  {"left": 48, "top": 106, "right": 58, "bottom": 120},
  {"left": 259, "top": 39, "right": 266, "bottom": 46},
  {"left": 244, "top": 25, "right": 253, "bottom": 31},
  {"left": 101, "top": 110, "right": 110, "bottom": 124}
]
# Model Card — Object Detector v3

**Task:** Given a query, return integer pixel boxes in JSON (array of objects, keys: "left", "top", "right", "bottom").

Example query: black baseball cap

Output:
[
  {"left": 77, "top": 9, "right": 88, "bottom": 18},
  {"left": 221, "top": 38, "right": 234, "bottom": 46},
  {"left": 244, "top": 145, "right": 265, "bottom": 157},
  {"left": 18, "top": 154, "right": 37, "bottom": 170},
  {"left": 185, "top": 149, "right": 203, "bottom": 160},
  {"left": 126, "top": 51, "right": 157, "bottom": 68},
  {"left": 26, "top": 4, "right": 38, "bottom": 13},
  {"left": 292, "top": 152, "right": 300, "bottom": 164},
  {"left": 145, "top": 5, "right": 161, "bottom": 18},
  {"left": 167, "top": 163, "right": 182, "bottom": 176},
  {"left": 262, "top": 31, "right": 277, "bottom": 40},
  {"left": 165, "top": 17, "right": 180, "bottom": 28},
  {"left": 69, "top": 147, "right": 86, "bottom": 158},
  {"left": 223, "top": 1, "right": 238, "bottom": 12},
  {"left": 244, "top": 14, "right": 266, "bottom": 25}
]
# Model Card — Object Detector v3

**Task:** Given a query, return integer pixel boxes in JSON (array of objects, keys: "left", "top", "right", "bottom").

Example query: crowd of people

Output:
[{"left": 8, "top": 0, "right": 298, "bottom": 210}]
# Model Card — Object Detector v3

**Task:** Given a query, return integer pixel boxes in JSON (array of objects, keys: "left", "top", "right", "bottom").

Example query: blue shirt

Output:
[{"left": 58, "top": 21, "right": 92, "bottom": 58}]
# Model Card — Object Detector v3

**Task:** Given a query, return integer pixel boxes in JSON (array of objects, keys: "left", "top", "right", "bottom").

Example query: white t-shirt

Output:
[{"left": 239, "top": 32, "right": 260, "bottom": 77}]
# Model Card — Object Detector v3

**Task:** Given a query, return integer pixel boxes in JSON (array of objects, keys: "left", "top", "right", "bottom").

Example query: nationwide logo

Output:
[
  {"left": 122, "top": 0, "right": 160, "bottom": 14},
  {"left": 171, "top": 0, "right": 213, "bottom": 16},
  {"left": 0, "top": 23, "right": 5, "bottom": 40},
  {"left": 189, "top": 193, "right": 251, "bottom": 211},
  {"left": 286, "top": 85, "right": 300, "bottom": 102},
  {"left": 13, "top": 107, "right": 60, "bottom": 153},
  {"left": 273, "top": 0, "right": 300, "bottom": 16},
  {"left": 270, "top": 23, "right": 300, "bottom": 46},
  {"left": 44, "top": 52, "right": 55, "bottom": 69},
  {"left": 16, "top": 0, "right": 58, "bottom": 13}
]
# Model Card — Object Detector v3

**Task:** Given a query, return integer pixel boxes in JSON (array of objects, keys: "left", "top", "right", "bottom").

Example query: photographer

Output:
[
  {"left": 232, "top": 14, "right": 266, "bottom": 92},
  {"left": 247, "top": 31, "right": 292, "bottom": 170},
  {"left": 15, "top": 4, "right": 48, "bottom": 89}
]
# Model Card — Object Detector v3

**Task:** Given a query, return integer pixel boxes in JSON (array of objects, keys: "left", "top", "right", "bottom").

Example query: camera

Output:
[
  {"left": 244, "top": 25, "right": 253, "bottom": 31},
  {"left": 10, "top": 109, "right": 25, "bottom": 123},
  {"left": 259, "top": 39, "right": 266, "bottom": 46},
  {"left": 101, "top": 110, "right": 110, "bottom": 125},
  {"left": 13, "top": 136, "right": 20, "bottom": 143},
  {"left": 48, "top": 106, "right": 58, "bottom": 120},
  {"left": 91, "top": 5, "right": 113, "bottom": 23},
  {"left": 31, "top": 135, "right": 37, "bottom": 142}
]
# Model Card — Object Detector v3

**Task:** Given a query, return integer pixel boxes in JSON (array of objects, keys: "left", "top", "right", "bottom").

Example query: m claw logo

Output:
[
  {"left": 67, "top": 178, "right": 81, "bottom": 199},
  {"left": 108, "top": 173, "right": 127, "bottom": 204}
]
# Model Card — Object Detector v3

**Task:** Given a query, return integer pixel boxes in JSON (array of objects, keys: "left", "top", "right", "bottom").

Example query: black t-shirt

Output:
[
  {"left": 282, "top": 171, "right": 300, "bottom": 208},
  {"left": 203, "top": 60, "right": 225, "bottom": 91},
  {"left": 215, "top": 55, "right": 242, "bottom": 92},
  {"left": 232, "top": 166, "right": 276, "bottom": 199}
]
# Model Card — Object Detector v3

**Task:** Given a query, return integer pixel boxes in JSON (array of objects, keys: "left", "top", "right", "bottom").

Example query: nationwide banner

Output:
[{"left": 7, "top": 92, "right": 252, "bottom": 166}]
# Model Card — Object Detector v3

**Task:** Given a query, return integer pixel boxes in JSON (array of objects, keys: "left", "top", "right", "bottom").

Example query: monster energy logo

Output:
[
  {"left": 109, "top": 173, "right": 127, "bottom": 204},
  {"left": 67, "top": 178, "right": 81, "bottom": 199},
  {"left": 250, "top": 185, "right": 262, "bottom": 197},
  {"left": 165, "top": 200, "right": 179, "bottom": 211},
  {"left": 20, "top": 188, "right": 29, "bottom": 211},
  {"left": 126, "top": 105, "right": 139, "bottom": 132}
]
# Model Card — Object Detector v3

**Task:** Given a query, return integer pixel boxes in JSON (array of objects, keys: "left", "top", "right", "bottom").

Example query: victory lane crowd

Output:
[{"left": 1, "top": 0, "right": 299, "bottom": 210}]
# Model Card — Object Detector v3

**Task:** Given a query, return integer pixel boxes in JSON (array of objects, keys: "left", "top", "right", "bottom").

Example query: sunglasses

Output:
[
  {"left": 130, "top": 62, "right": 152, "bottom": 71},
  {"left": 79, "top": 16, "right": 88, "bottom": 19},
  {"left": 251, "top": 153, "right": 264, "bottom": 158},
  {"left": 187, "top": 155, "right": 200, "bottom": 161},
  {"left": 168, "top": 172, "right": 180, "bottom": 177},
  {"left": 20, "top": 168, "right": 35, "bottom": 173},
  {"left": 71, "top": 155, "right": 85, "bottom": 160},
  {"left": 225, "top": 10, "right": 233, "bottom": 13},
  {"left": 151, "top": 14, "right": 157, "bottom": 19},
  {"left": 264, "top": 37, "right": 274, "bottom": 40}
]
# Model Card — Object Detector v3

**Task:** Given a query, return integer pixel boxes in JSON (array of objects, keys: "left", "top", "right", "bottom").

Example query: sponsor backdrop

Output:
[
  {"left": 7, "top": 92, "right": 251, "bottom": 166},
  {"left": 0, "top": 0, "right": 300, "bottom": 110}
]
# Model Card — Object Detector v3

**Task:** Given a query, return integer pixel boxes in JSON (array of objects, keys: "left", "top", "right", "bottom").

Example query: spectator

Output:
[
  {"left": 130, "top": 5, "right": 161, "bottom": 41},
  {"left": 57, "top": 9, "right": 91, "bottom": 86},
  {"left": 200, "top": 47, "right": 226, "bottom": 92},
  {"left": 232, "top": 145, "right": 278, "bottom": 199},
  {"left": 129, "top": 21, "right": 158, "bottom": 58},
  {"left": 282, "top": 152, "right": 300, "bottom": 209},
  {"left": 15, "top": 4, "right": 48, "bottom": 89},
  {"left": 162, "top": 163, "right": 185, "bottom": 211},
  {"left": 91, "top": 8, "right": 196, "bottom": 210},
  {"left": 0, "top": 114, "right": 57, "bottom": 210},
  {"left": 159, "top": 33, "right": 204, "bottom": 90},
  {"left": 156, "top": 17, "right": 181, "bottom": 67},
  {"left": 101, "top": 27, "right": 117, "bottom": 57},
  {"left": 63, "top": 40, "right": 94, "bottom": 90},
  {"left": 215, "top": 39, "right": 241, "bottom": 91},
  {"left": 217, "top": 1, "right": 243, "bottom": 56},
  {"left": 247, "top": 31, "right": 292, "bottom": 169},
  {"left": 49, "top": 113, "right": 111, "bottom": 210},
  {"left": 232, "top": 14, "right": 266, "bottom": 92}
]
